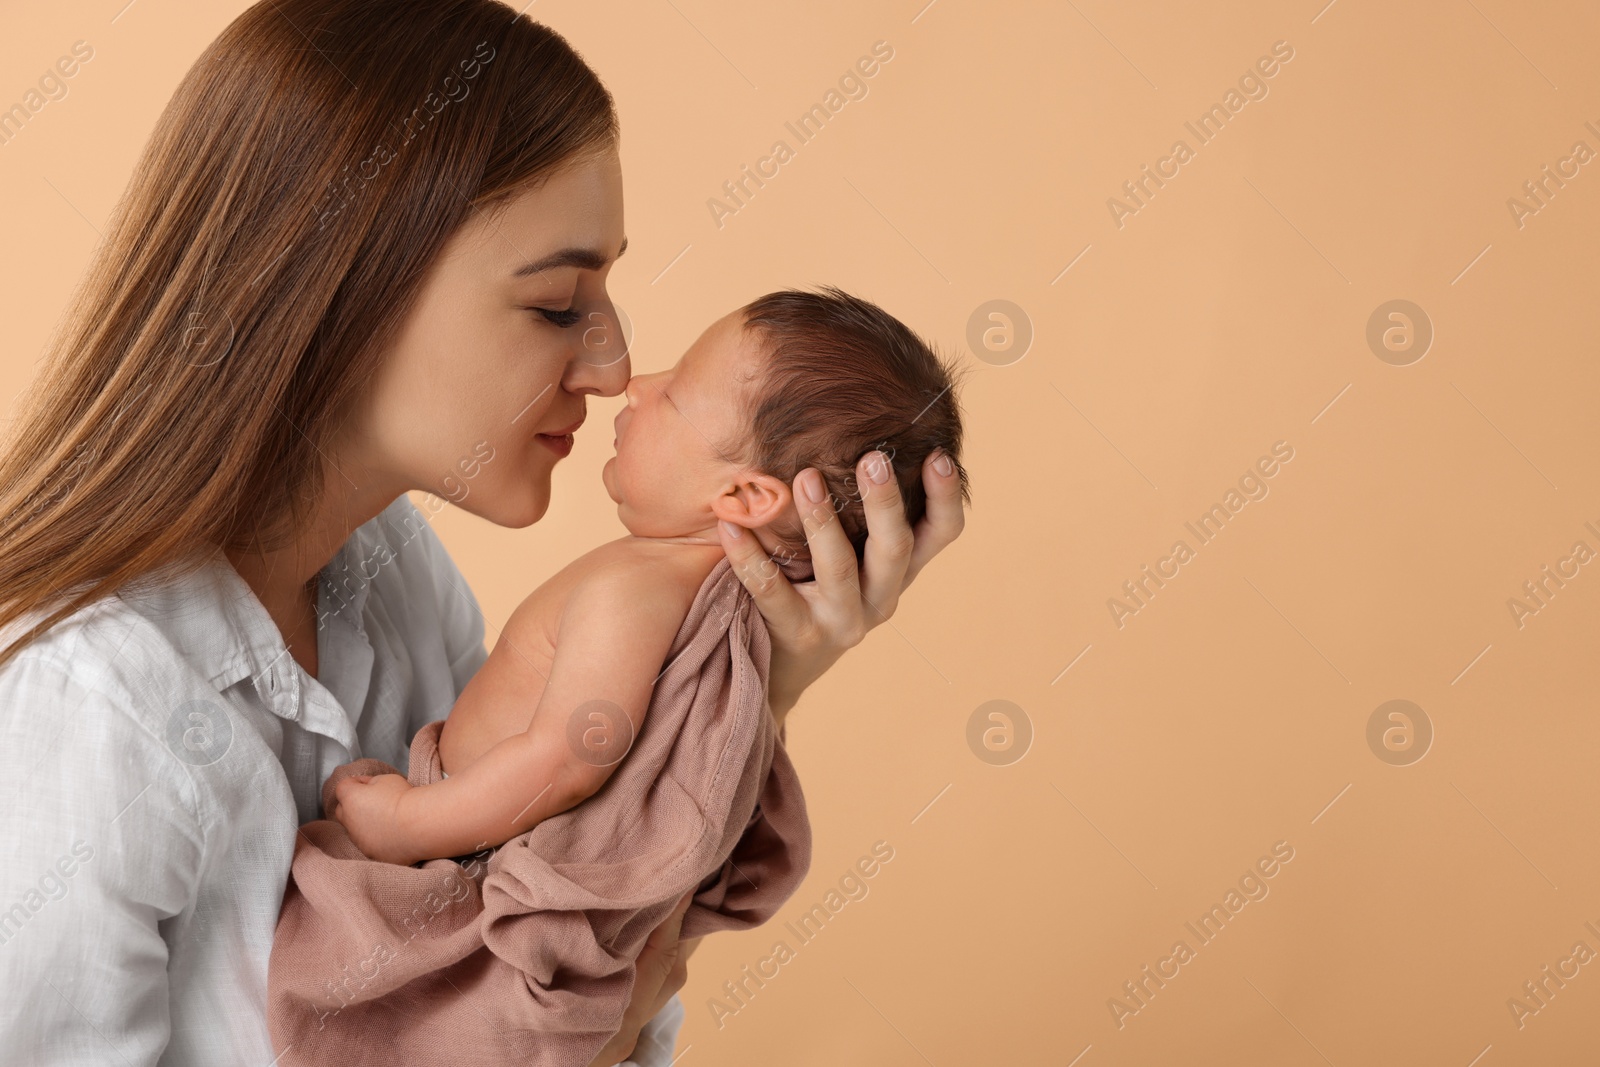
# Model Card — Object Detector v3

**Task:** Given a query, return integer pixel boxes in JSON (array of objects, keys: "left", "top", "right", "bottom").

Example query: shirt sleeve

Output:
[
  {"left": 0, "top": 656, "right": 204, "bottom": 1066},
  {"left": 622, "top": 994, "right": 687, "bottom": 1067}
]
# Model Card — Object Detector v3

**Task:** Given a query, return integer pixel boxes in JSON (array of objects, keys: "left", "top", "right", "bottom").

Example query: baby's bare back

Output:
[{"left": 436, "top": 536, "right": 725, "bottom": 774}]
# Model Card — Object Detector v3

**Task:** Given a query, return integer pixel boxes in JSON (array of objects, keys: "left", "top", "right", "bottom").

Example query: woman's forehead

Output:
[{"left": 455, "top": 153, "right": 624, "bottom": 271}]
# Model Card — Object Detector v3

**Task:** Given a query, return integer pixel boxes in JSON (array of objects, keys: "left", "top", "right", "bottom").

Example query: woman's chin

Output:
[{"left": 450, "top": 482, "right": 551, "bottom": 529}]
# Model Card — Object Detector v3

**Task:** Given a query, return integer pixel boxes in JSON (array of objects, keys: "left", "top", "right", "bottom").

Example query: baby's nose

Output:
[{"left": 625, "top": 371, "right": 660, "bottom": 406}]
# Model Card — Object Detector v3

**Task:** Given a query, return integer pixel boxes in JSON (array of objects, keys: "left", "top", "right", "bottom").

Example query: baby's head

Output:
[{"left": 603, "top": 286, "right": 970, "bottom": 578}]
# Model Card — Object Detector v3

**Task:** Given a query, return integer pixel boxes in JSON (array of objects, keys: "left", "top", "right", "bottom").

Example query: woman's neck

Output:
[{"left": 223, "top": 469, "right": 398, "bottom": 678}]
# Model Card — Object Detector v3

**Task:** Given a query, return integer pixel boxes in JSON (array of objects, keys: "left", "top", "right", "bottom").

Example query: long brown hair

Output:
[{"left": 0, "top": 0, "right": 618, "bottom": 669}]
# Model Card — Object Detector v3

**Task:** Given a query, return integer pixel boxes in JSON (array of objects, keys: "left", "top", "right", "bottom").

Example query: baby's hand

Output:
[{"left": 329, "top": 773, "right": 421, "bottom": 866}]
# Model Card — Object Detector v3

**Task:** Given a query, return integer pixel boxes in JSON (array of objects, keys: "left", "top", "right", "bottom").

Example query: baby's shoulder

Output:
[{"left": 565, "top": 543, "right": 722, "bottom": 626}]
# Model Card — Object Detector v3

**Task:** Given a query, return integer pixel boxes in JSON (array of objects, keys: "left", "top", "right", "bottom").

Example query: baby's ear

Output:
[{"left": 711, "top": 472, "right": 792, "bottom": 529}]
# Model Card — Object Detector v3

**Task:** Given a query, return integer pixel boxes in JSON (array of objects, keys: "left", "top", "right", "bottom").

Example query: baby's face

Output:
[{"left": 603, "top": 309, "right": 781, "bottom": 538}]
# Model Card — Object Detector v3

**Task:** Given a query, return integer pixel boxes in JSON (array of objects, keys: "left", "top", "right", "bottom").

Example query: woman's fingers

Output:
[
  {"left": 585, "top": 891, "right": 693, "bottom": 1067},
  {"left": 640, "top": 889, "right": 694, "bottom": 1014},
  {"left": 905, "top": 449, "right": 966, "bottom": 588},
  {"left": 721, "top": 453, "right": 965, "bottom": 656},
  {"left": 792, "top": 468, "right": 868, "bottom": 643},
  {"left": 717, "top": 518, "right": 811, "bottom": 644},
  {"left": 857, "top": 451, "right": 915, "bottom": 622},
  {"left": 647, "top": 888, "right": 693, "bottom": 951}
]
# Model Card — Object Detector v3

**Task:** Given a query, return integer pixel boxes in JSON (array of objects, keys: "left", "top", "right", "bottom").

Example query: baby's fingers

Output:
[{"left": 328, "top": 774, "right": 373, "bottom": 816}]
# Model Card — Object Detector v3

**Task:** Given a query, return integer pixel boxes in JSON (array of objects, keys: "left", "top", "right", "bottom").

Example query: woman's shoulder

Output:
[
  {"left": 0, "top": 589, "right": 210, "bottom": 813},
  {"left": 0, "top": 582, "right": 209, "bottom": 900},
  {"left": 1, "top": 545, "right": 273, "bottom": 741},
  {"left": 0, "top": 584, "right": 178, "bottom": 702}
]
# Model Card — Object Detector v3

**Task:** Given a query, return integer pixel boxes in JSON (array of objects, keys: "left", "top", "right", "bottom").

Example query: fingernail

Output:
[
  {"left": 720, "top": 519, "right": 743, "bottom": 539},
  {"left": 802, "top": 470, "right": 825, "bottom": 503},
  {"left": 933, "top": 452, "right": 954, "bottom": 477},
  {"left": 865, "top": 451, "right": 890, "bottom": 484}
]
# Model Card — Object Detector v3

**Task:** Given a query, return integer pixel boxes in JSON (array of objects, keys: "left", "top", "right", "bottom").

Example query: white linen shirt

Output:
[{"left": 0, "top": 494, "right": 683, "bottom": 1066}]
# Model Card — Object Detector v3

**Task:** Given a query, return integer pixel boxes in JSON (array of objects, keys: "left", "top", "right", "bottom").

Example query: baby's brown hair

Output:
[{"left": 727, "top": 286, "right": 971, "bottom": 579}]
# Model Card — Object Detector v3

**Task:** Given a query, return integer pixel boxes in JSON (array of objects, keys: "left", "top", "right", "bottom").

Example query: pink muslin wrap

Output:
[{"left": 266, "top": 557, "right": 811, "bottom": 1065}]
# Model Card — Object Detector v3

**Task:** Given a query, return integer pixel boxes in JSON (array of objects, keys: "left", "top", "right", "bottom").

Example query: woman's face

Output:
[{"left": 348, "top": 147, "right": 630, "bottom": 527}]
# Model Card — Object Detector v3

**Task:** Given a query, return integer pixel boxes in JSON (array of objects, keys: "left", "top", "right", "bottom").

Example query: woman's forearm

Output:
[
  {"left": 766, "top": 646, "right": 845, "bottom": 725},
  {"left": 768, "top": 668, "right": 806, "bottom": 726}
]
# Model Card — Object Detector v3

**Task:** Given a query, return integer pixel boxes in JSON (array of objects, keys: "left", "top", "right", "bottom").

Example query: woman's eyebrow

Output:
[{"left": 511, "top": 235, "right": 628, "bottom": 278}]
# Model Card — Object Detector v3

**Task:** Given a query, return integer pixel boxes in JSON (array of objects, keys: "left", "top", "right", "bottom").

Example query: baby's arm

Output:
[{"left": 333, "top": 562, "right": 686, "bottom": 865}]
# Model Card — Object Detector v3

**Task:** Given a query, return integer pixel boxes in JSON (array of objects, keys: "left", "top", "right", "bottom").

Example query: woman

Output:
[{"left": 0, "top": 2, "right": 963, "bottom": 1065}]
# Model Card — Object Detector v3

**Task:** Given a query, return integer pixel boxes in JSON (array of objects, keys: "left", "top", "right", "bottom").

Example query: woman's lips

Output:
[
  {"left": 536, "top": 432, "right": 574, "bottom": 458},
  {"left": 536, "top": 415, "right": 583, "bottom": 458}
]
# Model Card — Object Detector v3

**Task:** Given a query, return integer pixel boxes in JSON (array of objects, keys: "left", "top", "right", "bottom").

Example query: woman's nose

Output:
[
  {"left": 567, "top": 341, "right": 630, "bottom": 398},
  {"left": 580, "top": 307, "right": 629, "bottom": 370}
]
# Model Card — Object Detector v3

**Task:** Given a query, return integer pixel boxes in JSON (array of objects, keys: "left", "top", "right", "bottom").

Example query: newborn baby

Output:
[{"left": 328, "top": 285, "right": 969, "bottom": 867}]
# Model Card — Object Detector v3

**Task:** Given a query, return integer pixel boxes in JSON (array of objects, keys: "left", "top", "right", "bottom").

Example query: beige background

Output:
[{"left": 6, "top": 0, "right": 1600, "bottom": 1063}]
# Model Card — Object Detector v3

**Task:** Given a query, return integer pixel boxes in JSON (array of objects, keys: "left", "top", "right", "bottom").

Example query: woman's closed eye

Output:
[{"left": 526, "top": 305, "right": 583, "bottom": 328}]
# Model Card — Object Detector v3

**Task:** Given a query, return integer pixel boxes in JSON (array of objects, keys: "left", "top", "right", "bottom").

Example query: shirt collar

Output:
[{"left": 115, "top": 516, "right": 377, "bottom": 695}]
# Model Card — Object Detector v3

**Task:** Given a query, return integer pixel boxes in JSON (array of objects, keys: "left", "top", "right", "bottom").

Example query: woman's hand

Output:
[
  {"left": 329, "top": 773, "right": 421, "bottom": 866},
  {"left": 718, "top": 449, "right": 966, "bottom": 721},
  {"left": 587, "top": 890, "right": 695, "bottom": 1067}
]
